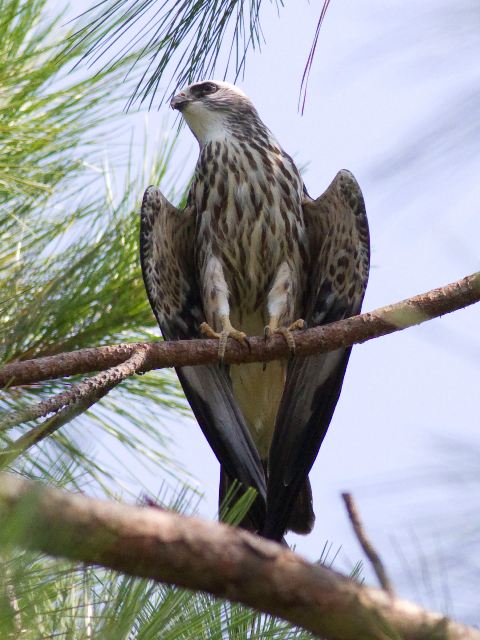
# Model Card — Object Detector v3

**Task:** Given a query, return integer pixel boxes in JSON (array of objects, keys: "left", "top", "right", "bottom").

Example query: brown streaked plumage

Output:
[{"left": 140, "top": 80, "right": 370, "bottom": 541}]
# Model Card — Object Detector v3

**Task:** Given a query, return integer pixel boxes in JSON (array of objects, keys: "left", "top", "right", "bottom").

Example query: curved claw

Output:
[
  {"left": 265, "top": 318, "right": 305, "bottom": 356},
  {"left": 200, "top": 322, "right": 220, "bottom": 339},
  {"left": 200, "top": 321, "right": 248, "bottom": 362}
]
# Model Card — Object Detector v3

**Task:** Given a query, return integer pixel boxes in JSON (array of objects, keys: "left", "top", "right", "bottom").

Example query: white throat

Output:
[{"left": 182, "top": 103, "right": 229, "bottom": 146}]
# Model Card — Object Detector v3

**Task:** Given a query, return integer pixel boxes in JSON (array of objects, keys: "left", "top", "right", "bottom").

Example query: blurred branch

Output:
[
  {"left": 0, "top": 473, "right": 477, "bottom": 640},
  {"left": 1, "top": 271, "right": 478, "bottom": 389},
  {"left": 4, "top": 567, "right": 22, "bottom": 636},
  {"left": 342, "top": 492, "right": 394, "bottom": 596},
  {"left": 0, "top": 347, "right": 148, "bottom": 465}
]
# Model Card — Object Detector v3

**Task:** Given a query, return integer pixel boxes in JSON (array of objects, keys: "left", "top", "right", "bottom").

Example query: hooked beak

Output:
[{"left": 170, "top": 92, "right": 189, "bottom": 111}]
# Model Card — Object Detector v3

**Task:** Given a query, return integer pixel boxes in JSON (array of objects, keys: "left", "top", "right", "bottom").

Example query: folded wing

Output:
[
  {"left": 140, "top": 187, "right": 266, "bottom": 527},
  {"left": 263, "top": 170, "right": 370, "bottom": 540}
]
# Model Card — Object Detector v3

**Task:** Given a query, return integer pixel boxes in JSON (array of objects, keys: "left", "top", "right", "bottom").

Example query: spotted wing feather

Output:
[
  {"left": 140, "top": 187, "right": 267, "bottom": 526},
  {"left": 263, "top": 170, "right": 370, "bottom": 540}
]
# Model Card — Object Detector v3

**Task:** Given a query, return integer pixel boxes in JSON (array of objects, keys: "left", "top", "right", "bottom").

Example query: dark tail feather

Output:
[
  {"left": 262, "top": 476, "right": 315, "bottom": 540},
  {"left": 286, "top": 476, "right": 315, "bottom": 535},
  {"left": 220, "top": 467, "right": 313, "bottom": 540}
]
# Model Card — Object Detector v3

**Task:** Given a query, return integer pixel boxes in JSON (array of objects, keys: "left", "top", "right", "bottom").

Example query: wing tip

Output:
[
  {"left": 334, "top": 169, "right": 363, "bottom": 197},
  {"left": 141, "top": 184, "right": 163, "bottom": 212},
  {"left": 336, "top": 168, "right": 354, "bottom": 180}
]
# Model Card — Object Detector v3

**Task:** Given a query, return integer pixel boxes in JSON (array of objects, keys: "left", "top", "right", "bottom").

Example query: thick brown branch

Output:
[
  {"left": 0, "top": 473, "right": 477, "bottom": 640},
  {"left": 342, "top": 492, "right": 394, "bottom": 596},
  {"left": 1, "top": 271, "right": 479, "bottom": 388},
  {"left": 0, "top": 348, "right": 148, "bottom": 465}
]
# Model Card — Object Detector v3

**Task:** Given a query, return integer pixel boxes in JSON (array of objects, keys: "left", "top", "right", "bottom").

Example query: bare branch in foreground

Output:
[
  {"left": 0, "top": 347, "right": 148, "bottom": 465},
  {"left": 1, "top": 271, "right": 478, "bottom": 389},
  {"left": 0, "top": 474, "right": 477, "bottom": 640},
  {"left": 342, "top": 492, "right": 394, "bottom": 596}
]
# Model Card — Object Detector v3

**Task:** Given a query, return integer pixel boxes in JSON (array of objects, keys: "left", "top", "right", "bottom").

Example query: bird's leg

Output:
[
  {"left": 200, "top": 317, "right": 248, "bottom": 361},
  {"left": 200, "top": 256, "right": 249, "bottom": 360},
  {"left": 265, "top": 262, "right": 304, "bottom": 355}
]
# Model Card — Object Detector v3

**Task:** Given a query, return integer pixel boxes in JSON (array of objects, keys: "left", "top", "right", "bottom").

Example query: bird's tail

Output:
[
  {"left": 286, "top": 476, "right": 315, "bottom": 535},
  {"left": 220, "top": 467, "right": 314, "bottom": 537}
]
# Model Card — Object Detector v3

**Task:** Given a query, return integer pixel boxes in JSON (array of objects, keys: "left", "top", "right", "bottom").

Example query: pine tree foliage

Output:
[
  {"left": 0, "top": 1, "right": 317, "bottom": 637},
  {"left": 70, "top": 0, "right": 278, "bottom": 108},
  {"left": 0, "top": 0, "right": 189, "bottom": 490}
]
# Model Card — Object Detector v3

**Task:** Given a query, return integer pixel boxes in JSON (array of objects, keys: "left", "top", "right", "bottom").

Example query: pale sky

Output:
[{"left": 50, "top": 0, "right": 480, "bottom": 624}]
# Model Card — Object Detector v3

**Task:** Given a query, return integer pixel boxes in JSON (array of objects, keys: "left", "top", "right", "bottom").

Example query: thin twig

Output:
[
  {"left": 0, "top": 347, "right": 148, "bottom": 466},
  {"left": 342, "top": 492, "right": 394, "bottom": 596},
  {"left": 0, "top": 271, "right": 479, "bottom": 388},
  {"left": 0, "top": 351, "right": 143, "bottom": 431},
  {"left": 299, "top": 0, "right": 331, "bottom": 114},
  {"left": 0, "top": 473, "right": 478, "bottom": 640}
]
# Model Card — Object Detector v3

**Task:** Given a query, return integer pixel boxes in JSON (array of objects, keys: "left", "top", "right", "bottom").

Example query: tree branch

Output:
[
  {"left": 0, "top": 347, "right": 148, "bottom": 465},
  {"left": 0, "top": 346, "right": 148, "bottom": 431},
  {"left": 1, "top": 271, "right": 478, "bottom": 389},
  {"left": 0, "top": 473, "right": 477, "bottom": 640},
  {"left": 342, "top": 492, "right": 394, "bottom": 596}
]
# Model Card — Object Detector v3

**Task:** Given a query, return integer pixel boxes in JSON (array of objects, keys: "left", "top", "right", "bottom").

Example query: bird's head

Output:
[{"left": 170, "top": 80, "right": 258, "bottom": 145}]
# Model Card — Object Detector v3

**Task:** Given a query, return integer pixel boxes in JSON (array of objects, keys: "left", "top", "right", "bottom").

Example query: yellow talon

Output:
[
  {"left": 200, "top": 322, "right": 221, "bottom": 340},
  {"left": 264, "top": 318, "right": 305, "bottom": 355},
  {"left": 200, "top": 320, "right": 248, "bottom": 361}
]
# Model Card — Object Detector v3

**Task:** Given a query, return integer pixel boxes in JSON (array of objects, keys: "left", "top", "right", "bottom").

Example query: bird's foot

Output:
[
  {"left": 200, "top": 320, "right": 248, "bottom": 361},
  {"left": 264, "top": 318, "right": 305, "bottom": 355}
]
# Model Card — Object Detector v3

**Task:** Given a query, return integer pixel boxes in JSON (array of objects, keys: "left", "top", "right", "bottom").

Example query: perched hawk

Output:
[{"left": 140, "top": 81, "right": 370, "bottom": 541}]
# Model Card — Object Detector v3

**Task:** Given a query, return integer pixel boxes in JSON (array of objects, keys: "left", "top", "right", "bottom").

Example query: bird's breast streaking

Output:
[{"left": 191, "top": 136, "right": 307, "bottom": 318}]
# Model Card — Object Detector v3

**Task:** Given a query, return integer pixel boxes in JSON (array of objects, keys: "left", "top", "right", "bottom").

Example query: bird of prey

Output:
[{"left": 140, "top": 81, "right": 370, "bottom": 541}]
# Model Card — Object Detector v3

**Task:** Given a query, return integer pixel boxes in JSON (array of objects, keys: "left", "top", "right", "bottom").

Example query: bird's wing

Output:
[
  {"left": 140, "top": 186, "right": 267, "bottom": 524},
  {"left": 263, "top": 170, "right": 370, "bottom": 540}
]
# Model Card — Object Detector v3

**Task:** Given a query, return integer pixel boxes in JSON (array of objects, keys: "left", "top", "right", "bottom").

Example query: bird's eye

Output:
[{"left": 192, "top": 82, "right": 218, "bottom": 98}]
